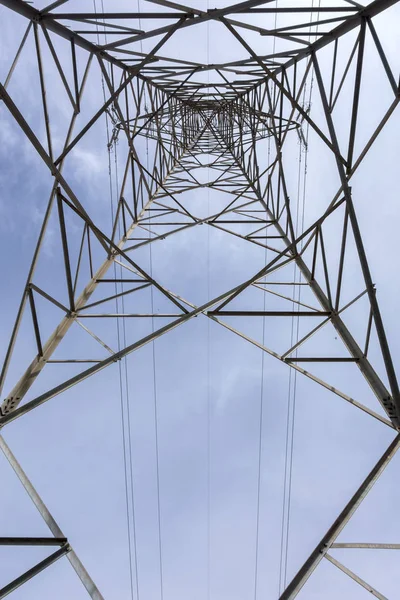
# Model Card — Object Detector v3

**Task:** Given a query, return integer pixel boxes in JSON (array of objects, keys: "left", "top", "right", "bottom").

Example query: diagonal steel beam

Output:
[
  {"left": 278, "top": 433, "right": 400, "bottom": 599},
  {"left": 0, "top": 128, "right": 203, "bottom": 416},
  {"left": 0, "top": 436, "right": 104, "bottom": 599}
]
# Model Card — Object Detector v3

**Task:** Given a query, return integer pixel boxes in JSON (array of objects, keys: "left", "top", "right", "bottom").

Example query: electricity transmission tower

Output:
[{"left": 0, "top": 0, "right": 399, "bottom": 598}]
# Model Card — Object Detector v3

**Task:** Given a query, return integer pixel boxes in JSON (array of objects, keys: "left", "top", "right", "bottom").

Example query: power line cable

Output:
[
  {"left": 253, "top": 39, "right": 273, "bottom": 596},
  {"left": 282, "top": 5, "right": 317, "bottom": 585},
  {"left": 206, "top": 9, "right": 212, "bottom": 600},
  {"left": 143, "top": 21, "right": 165, "bottom": 595},
  {"left": 94, "top": 2, "right": 139, "bottom": 596},
  {"left": 115, "top": 143, "right": 141, "bottom": 600},
  {"left": 149, "top": 180, "right": 165, "bottom": 600},
  {"left": 278, "top": 1, "right": 318, "bottom": 591}
]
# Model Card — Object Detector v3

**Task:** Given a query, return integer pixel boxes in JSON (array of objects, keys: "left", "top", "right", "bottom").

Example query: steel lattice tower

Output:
[{"left": 0, "top": 0, "right": 399, "bottom": 598}]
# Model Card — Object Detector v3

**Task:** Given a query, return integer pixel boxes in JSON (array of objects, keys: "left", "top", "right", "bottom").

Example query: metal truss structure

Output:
[{"left": 0, "top": 0, "right": 399, "bottom": 597}]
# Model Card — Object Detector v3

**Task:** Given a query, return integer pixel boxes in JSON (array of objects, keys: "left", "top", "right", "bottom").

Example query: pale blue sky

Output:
[{"left": 1, "top": 1, "right": 400, "bottom": 599}]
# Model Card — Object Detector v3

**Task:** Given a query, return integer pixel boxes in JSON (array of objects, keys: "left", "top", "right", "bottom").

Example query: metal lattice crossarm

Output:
[{"left": 0, "top": 0, "right": 400, "bottom": 597}]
